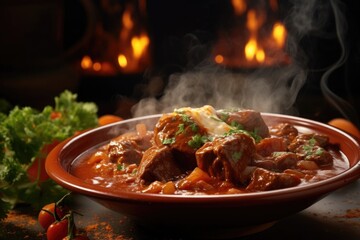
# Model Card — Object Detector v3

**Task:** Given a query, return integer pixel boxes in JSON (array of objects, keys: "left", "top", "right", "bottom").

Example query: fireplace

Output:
[{"left": 1, "top": 0, "right": 359, "bottom": 127}]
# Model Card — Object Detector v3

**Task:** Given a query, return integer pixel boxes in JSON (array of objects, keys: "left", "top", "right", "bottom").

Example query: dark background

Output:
[{"left": 0, "top": 0, "right": 359, "bottom": 126}]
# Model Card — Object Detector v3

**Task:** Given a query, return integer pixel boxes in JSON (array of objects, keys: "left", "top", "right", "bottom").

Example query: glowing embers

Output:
[
  {"left": 81, "top": 0, "right": 150, "bottom": 75},
  {"left": 213, "top": 0, "right": 290, "bottom": 68}
]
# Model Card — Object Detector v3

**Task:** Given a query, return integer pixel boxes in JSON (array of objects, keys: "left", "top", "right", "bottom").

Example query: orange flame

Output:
[
  {"left": 245, "top": 38, "right": 265, "bottom": 63},
  {"left": 231, "top": 0, "right": 247, "bottom": 16},
  {"left": 213, "top": 0, "right": 289, "bottom": 68},
  {"left": 81, "top": 0, "right": 150, "bottom": 75},
  {"left": 118, "top": 1, "right": 150, "bottom": 74},
  {"left": 272, "top": 22, "right": 286, "bottom": 48}
]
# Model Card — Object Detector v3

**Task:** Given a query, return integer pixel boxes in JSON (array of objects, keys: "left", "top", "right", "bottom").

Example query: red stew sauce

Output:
[{"left": 71, "top": 107, "right": 349, "bottom": 195}]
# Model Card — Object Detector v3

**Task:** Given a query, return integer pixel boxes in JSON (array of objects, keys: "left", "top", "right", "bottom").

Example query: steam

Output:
[
  {"left": 133, "top": 65, "right": 306, "bottom": 117},
  {"left": 131, "top": 0, "right": 351, "bottom": 120}
]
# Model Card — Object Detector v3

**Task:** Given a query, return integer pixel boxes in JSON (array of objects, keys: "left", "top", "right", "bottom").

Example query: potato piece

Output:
[{"left": 162, "top": 181, "right": 176, "bottom": 194}]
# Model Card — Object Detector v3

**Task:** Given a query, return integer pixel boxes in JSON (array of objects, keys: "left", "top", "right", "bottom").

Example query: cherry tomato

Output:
[
  {"left": 50, "top": 111, "right": 62, "bottom": 120},
  {"left": 38, "top": 203, "right": 69, "bottom": 230},
  {"left": 47, "top": 218, "right": 72, "bottom": 240}
]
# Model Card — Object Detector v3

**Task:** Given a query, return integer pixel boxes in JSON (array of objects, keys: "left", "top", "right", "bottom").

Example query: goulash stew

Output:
[{"left": 71, "top": 106, "right": 348, "bottom": 195}]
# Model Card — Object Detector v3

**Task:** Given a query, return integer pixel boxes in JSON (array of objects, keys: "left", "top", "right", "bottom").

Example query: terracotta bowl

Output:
[{"left": 46, "top": 113, "right": 360, "bottom": 236}]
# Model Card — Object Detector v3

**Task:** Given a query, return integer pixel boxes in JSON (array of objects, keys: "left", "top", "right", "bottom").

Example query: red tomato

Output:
[
  {"left": 47, "top": 218, "right": 72, "bottom": 240},
  {"left": 50, "top": 111, "right": 62, "bottom": 120},
  {"left": 38, "top": 203, "right": 69, "bottom": 230},
  {"left": 27, "top": 140, "right": 60, "bottom": 183}
]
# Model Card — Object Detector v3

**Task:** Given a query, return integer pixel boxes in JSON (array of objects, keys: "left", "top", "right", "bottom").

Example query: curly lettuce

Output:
[{"left": 0, "top": 90, "right": 98, "bottom": 220}]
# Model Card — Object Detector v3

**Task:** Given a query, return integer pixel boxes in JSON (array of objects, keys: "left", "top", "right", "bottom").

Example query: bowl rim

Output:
[{"left": 46, "top": 113, "right": 360, "bottom": 204}]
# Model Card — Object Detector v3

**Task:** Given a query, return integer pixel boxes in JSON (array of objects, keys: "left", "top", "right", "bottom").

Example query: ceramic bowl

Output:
[{"left": 46, "top": 113, "right": 360, "bottom": 236}]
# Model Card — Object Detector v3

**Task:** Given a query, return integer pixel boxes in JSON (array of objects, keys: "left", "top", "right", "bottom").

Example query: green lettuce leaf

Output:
[{"left": 0, "top": 90, "right": 99, "bottom": 219}]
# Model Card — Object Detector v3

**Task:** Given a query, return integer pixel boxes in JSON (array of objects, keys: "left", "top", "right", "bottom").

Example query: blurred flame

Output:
[
  {"left": 118, "top": 1, "right": 150, "bottom": 74},
  {"left": 131, "top": 34, "right": 149, "bottom": 59},
  {"left": 93, "top": 62, "right": 102, "bottom": 71},
  {"left": 256, "top": 48, "right": 265, "bottom": 63},
  {"left": 81, "top": 0, "right": 150, "bottom": 75},
  {"left": 122, "top": 10, "right": 134, "bottom": 30},
  {"left": 118, "top": 54, "right": 128, "bottom": 68},
  {"left": 245, "top": 38, "right": 265, "bottom": 63},
  {"left": 272, "top": 22, "right": 286, "bottom": 48},
  {"left": 246, "top": 10, "right": 260, "bottom": 32},
  {"left": 81, "top": 55, "right": 92, "bottom": 69},
  {"left": 215, "top": 54, "right": 224, "bottom": 64},
  {"left": 232, "top": 0, "right": 247, "bottom": 16},
  {"left": 245, "top": 38, "right": 257, "bottom": 61},
  {"left": 213, "top": 0, "right": 289, "bottom": 68}
]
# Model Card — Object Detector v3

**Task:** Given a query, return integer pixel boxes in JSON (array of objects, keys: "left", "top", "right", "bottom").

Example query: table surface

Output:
[{"left": 1, "top": 179, "right": 360, "bottom": 240}]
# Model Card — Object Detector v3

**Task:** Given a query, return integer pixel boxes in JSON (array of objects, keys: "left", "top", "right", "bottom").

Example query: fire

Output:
[
  {"left": 244, "top": 38, "right": 257, "bottom": 61},
  {"left": 81, "top": 0, "right": 150, "bottom": 75},
  {"left": 118, "top": 54, "right": 128, "bottom": 68},
  {"left": 231, "top": 0, "right": 247, "bottom": 16},
  {"left": 81, "top": 55, "right": 92, "bottom": 69},
  {"left": 212, "top": 0, "right": 289, "bottom": 68},
  {"left": 131, "top": 34, "right": 150, "bottom": 59},
  {"left": 117, "top": 1, "right": 150, "bottom": 74},
  {"left": 272, "top": 22, "right": 286, "bottom": 48}
]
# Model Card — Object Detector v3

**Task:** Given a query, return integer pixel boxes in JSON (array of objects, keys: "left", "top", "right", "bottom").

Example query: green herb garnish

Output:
[
  {"left": 188, "top": 134, "right": 209, "bottom": 149},
  {"left": 162, "top": 137, "right": 175, "bottom": 145}
]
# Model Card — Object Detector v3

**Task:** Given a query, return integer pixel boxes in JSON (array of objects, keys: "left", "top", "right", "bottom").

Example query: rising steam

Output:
[{"left": 131, "top": 0, "right": 352, "bottom": 120}]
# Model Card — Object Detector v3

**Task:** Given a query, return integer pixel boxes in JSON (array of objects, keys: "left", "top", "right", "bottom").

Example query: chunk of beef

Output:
[
  {"left": 269, "top": 123, "right": 298, "bottom": 143},
  {"left": 153, "top": 113, "right": 208, "bottom": 170},
  {"left": 252, "top": 157, "right": 277, "bottom": 170},
  {"left": 252, "top": 152, "right": 299, "bottom": 171},
  {"left": 272, "top": 152, "right": 299, "bottom": 170},
  {"left": 288, "top": 133, "right": 329, "bottom": 152},
  {"left": 295, "top": 145, "right": 333, "bottom": 167},
  {"left": 196, "top": 133, "right": 255, "bottom": 184},
  {"left": 256, "top": 137, "right": 288, "bottom": 157},
  {"left": 246, "top": 168, "right": 301, "bottom": 191},
  {"left": 107, "top": 133, "right": 152, "bottom": 165},
  {"left": 217, "top": 109, "right": 269, "bottom": 138},
  {"left": 137, "top": 145, "right": 183, "bottom": 184}
]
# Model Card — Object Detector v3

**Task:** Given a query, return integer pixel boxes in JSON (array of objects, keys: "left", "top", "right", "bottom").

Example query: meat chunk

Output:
[
  {"left": 137, "top": 145, "right": 183, "bottom": 183},
  {"left": 288, "top": 133, "right": 333, "bottom": 167},
  {"left": 256, "top": 137, "right": 288, "bottom": 157},
  {"left": 153, "top": 113, "right": 208, "bottom": 170},
  {"left": 272, "top": 152, "right": 299, "bottom": 170},
  {"left": 288, "top": 133, "right": 329, "bottom": 152},
  {"left": 196, "top": 133, "right": 255, "bottom": 184},
  {"left": 246, "top": 168, "right": 301, "bottom": 191},
  {"left": 217, "top": 109, "right": 270, "bottom": 138},
  {"left": 295, "top": 145, "right": 333, "bottom": 167},
  {"left": 107, "top": 133, "right": 152, "bottom": 165},
  {"left": 269, "top": 123, "right": 298, "bottom": 143}
]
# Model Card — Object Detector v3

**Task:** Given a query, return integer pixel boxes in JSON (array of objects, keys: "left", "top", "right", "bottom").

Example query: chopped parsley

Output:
[
  {"left": 315, "top": 148, "right": 324, "bottom": 155},
  {"left": 162, "top": 137, "right": 175, "bottom": 145},
  {"left": 224, "top": 128, "right": 262, "bottom": 143},
  {"left": 302, "top": 137, "right": 325, "bottom": 159},
  {"left": 190, "top": 123, "right": 198, "bottom": 132},
  {"left": 117, "top": 163, "right": 125, "bottom": 171},
  {"left": 302, "top": 137, "right": 317, "bottom": 156},
  {"left": 175, "top": 123, "right": 185, "bottom": 135},
  {"left": 188, "top": 134, "right": 209, "bottom": 149}
]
